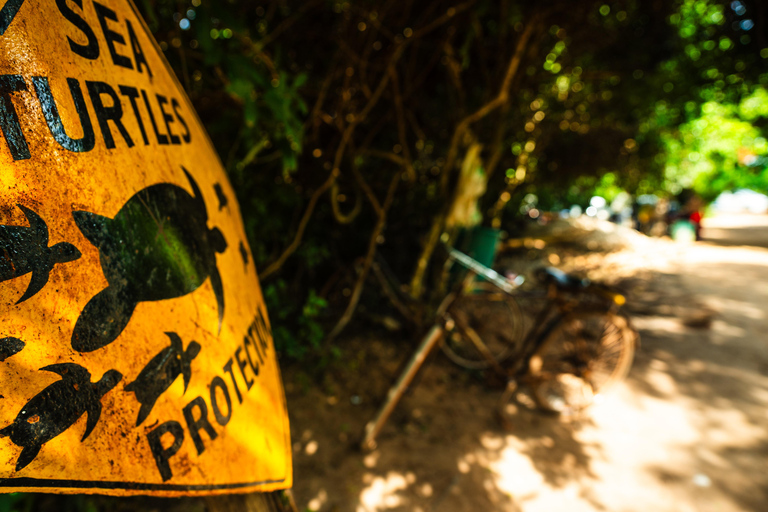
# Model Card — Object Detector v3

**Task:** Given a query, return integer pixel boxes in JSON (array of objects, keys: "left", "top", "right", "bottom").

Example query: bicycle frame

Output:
[
  {"left": 361, "top": 247, "right": 629, "bottom": 450},
  {"left": 360, "top": 247, "right": 521, "bottom": 450}
]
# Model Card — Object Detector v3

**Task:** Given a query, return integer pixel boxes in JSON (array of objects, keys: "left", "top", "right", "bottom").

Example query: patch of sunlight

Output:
[
  {"left": 480, "top": 433, "right": 505, "bottom": 450},
  {"left": 702, "top": 408, "right": 766, "bottom": 447},
  {"left": 589, "top": 393, "right": 700, "bottom": 457},
  {"left": 418, "top": 482, "right": 433, "bottom": 497},
  {"left": 710, "top": 319, "right": 746, "bottom": 338},
  {"left": 581, "top": 396, "right": 706, "bottom": 511},
  {"left": 683, "top": 244, "right": 768, "bottom": 267},
  {"left": 703, "top": 214, "right": 768, "bottom": 229},
  {"left": 706, "top": 297, "right": 764, "bottom": 320},
  {"left": 363, "top": 450, "right": 379, "bottom": 468},
  {"left": 491, "top": 448, "right": 596, "bottom": 512},
  {"left": 646, "top": 367, "right": 679, "bottom": 395},
  {"left": 750, "top": 386, "right": 768, "bottom": 405},
  {"left": 489, "top": 437, "right": 547, "bottom": 498},
  {"left": 357, "top": 471, "right": 411, "bottom": 512},
  {"left": 700, "top": 362, "right": 768, "bottom": 388},
  {"left": 307, "top": 489, "right": 328, "bottom": 511},
  {"left": 631, "top": 316, "right": 687, "bottom": 334},
  {"left": 695, "top": 445, "right": 730, "bottom": 469}
]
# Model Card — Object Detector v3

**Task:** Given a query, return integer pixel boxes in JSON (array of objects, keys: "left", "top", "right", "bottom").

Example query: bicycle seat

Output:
[{"left": 536, "top": 267, "right": 590, "bottom": 290}]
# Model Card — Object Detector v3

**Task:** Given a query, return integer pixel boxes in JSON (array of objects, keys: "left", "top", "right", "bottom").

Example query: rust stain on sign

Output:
[{"left": 0, "top": 0, "right": 291, "bottom": 496}]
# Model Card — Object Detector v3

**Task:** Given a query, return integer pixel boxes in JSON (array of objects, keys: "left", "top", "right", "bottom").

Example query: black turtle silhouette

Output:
[
  {"left": 213, "top": 183, "right": 228, "bottom": 211},
  {"left": 0, "top": 336, "right": 24, "bottom": 361},
  {"left": 71, "top": 168, "right": 227, "bottom": 352},
  {"left": 125, "top": 332, "right": 201, "bottom": 426},
  {"left": 0, "top": 204, "right": 81, "bottom": 304},
  {"left": 239, "top": 241, "right": 249, "bottom": 269},
  {"left": 0, "top": 363, "right": 122, "bottom": 471}
]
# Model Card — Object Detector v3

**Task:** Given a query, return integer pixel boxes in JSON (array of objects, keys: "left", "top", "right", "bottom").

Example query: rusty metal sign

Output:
[{"left": 0, "top": 0, "right": 291, "bottom": 496}]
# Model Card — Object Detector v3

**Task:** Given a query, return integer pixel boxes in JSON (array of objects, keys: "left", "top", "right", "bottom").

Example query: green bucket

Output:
[
  {"left": 456, "top": 226, "right": 501, "bottom": 268},
  {"left": 670, "top": 219, "right": 696, "bottom": 243}
]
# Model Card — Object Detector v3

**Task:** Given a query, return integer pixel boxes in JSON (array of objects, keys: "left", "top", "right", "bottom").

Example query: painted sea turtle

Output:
[
  {"left": 71, "top": 168, "right": 227, "bottom": 352},
  {"left": 125, "top": 332, "right": 201, "bottom": 426},
  {"left": 0, "top": 204, "right": 81, "bottom": 304},
  {"left": 213, "top": 183, "right": 228, "bottom": 211},
  {"left": 0, "top": 336, "right": 24, "bottom": 361},
  {"left": 0, "top": 363, "right": 122, "bottom": 471}
]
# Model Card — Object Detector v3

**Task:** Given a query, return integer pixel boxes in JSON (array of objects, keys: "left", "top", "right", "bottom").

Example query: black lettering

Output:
[
  {"left": 126, "top": 20, "right": 152, "bottom": 77},
  {"left": 32, "top": 76, "right": 95, "bottom": 153},
  {"left": 147, "top": 420, "right": 184, "bottom": 482},
  {"left": 209, "top": 376, "right": 233, "bottom": 426},
  {"left": 246, "top": 327, "right": 265, "bottom": 366},
  {"left": 0, "top": 0, "right": 25, "bottom": 36},
  {"left": 156, "top": 94, "right": 180, "bottom": 145},
  {"left": 235, "top": 346, "right": 255, "bottom": 391},
  {"left": 0, "top": 75, "right": 30, "bottom": 160},
  {"left": 119, "top": 85, "right": 148, "bottom": 145},
  {"left": 141, "top": 89, "right": 168, "bottom": 144},
  {"left": 222, "top": 358, "right": 243, "bottom": 404},
  {"left": 182, "top": 396, "right": 217, "bottom": 456},
  {"left": 254, "top": 309, "right": 271, "bottom": 352},
  {"left": 56, "top": 0, "right": 99, "bottom": 60},
  {"left": 172, "top": 98, "right": 190, "bottom": 143},
  {"left": 243, "top": 335, "right": 261, "bottom": 375},
  {"left": 93, "top": 2, "right": 132, "bottom": 69},
  {"left": 86, "top": 80, "right": 134, "bottom": 149}
]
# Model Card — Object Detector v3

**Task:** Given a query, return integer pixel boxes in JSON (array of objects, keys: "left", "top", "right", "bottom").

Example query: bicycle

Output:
[{"left": 360, "top": 244, "right": 637, "bottom": 450}]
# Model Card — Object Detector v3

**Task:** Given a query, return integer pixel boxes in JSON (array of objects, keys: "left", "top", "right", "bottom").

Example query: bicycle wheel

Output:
[
  {"left": 440, "top": 290, "right": 524, "bottom": 370},
  {"left": 529, "top": 312, "right": 635, "bottom": 413}
]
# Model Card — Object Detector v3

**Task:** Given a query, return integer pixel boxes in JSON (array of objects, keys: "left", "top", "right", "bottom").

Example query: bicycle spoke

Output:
[
  {"left": 531, "top": 312, "right": 635, "bottom": 413},
  {"left": 440, "top": 290, "right": 523, "bottom": 370}
]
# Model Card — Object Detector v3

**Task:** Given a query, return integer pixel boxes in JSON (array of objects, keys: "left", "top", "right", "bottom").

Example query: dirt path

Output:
[{"left": 287, "top": 214, "right": 768, "bottom": 512}]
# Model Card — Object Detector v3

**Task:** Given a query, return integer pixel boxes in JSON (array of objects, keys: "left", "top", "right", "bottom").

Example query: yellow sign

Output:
[{"left": 0, "top": 0, "right": 291, "bottom": 496}]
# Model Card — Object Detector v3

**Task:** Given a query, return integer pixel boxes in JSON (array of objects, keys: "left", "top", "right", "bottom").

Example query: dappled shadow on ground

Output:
[
  {"left": 701, "top": 225, "right": 768, "bottom": 248},
  {"left": 287, "top": 336, "right": 525, "bottom": 512},
  {"left": 289, "top": 234, "right": 768, "bottom": 512},
  {"left": 700, "top": 213, "right": 768, "bottom": 249},
  {"left": 624, "top": 252, "right": 768, "bottom": 511},
  {"left": 287, "top": 327, "right": 621, "bottom": 511}
]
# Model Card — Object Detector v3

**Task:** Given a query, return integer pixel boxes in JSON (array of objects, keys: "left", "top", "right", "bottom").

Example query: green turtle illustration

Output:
[
  {"left": 0, "top": 204, "right": 81, "bottom": 304},
  {"left": 0, "top": 363, "right": 122, "bottom": 471},
  {"left": 125, "top": 332, "right": 201, "bottom": 426},
  {"left": 71, "top": 168, "right": 227, "bottom": 352}
]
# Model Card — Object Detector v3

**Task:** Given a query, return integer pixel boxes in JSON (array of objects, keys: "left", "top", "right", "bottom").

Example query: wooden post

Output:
[{"left": 206, "top": 490, "right": 298, "bottom": 512}]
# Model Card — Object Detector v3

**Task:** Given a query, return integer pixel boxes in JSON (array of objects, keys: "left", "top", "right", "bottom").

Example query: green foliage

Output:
[
  {"left": 650, "top": 0, "right": 768, "bottom": 199},
  {"left": 0, "top": 495, "right": 99, "bottom": 512},
  {"left": 134, "top": 0, "right": 767, "bottom": 366},
  {"left": 662, "top": 89, "right": 768, "bottom": 199},
  {"left": 264, "top": 281, "right": 328, "bottom": 362},
  {"left": 0, "top": 494, "right": 29, "bottom": 512}
]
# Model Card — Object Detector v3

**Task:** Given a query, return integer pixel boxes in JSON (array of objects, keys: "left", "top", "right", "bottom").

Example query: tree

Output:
[{"left": 138, "top": 0, "right": 765, "bottom": 361}]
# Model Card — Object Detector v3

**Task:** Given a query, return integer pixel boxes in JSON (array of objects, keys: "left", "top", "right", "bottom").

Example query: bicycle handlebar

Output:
[{"left": 446, "top": 247, "right": 524, "bottom": 295}]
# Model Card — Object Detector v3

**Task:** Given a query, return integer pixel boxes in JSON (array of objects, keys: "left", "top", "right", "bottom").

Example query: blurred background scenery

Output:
[{"left": 5, "top": 0, "right": 768, "bottom": 510}]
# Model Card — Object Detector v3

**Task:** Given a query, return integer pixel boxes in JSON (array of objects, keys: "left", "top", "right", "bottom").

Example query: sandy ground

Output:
[{"left": 286, "top": 213, "right": 768, "bottom": 512}]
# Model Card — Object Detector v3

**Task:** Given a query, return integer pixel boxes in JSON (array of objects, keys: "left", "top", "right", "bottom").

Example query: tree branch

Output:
[
  {"left": 326, "top": 170, "right": 401, "bottom": 342},
  {"left": 440, "top": 12, "right": 540, "bottom": 192},
  {"left": 390, "top": 67, "right": 416, "bottom": 181},
  {"left": 260, "top": 45, "right": 406, "bottom": 279},
  {"left": 256, "top": 0, "right": 323, "bottom": 49},
  {"left": 409, "top": 12, "right": 542, "bottom": 299}
]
